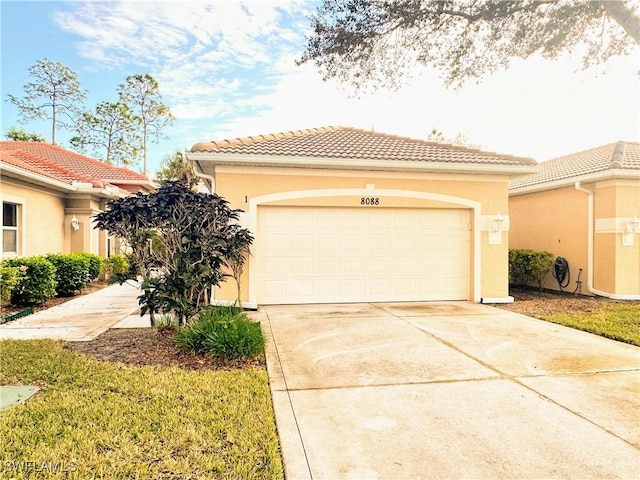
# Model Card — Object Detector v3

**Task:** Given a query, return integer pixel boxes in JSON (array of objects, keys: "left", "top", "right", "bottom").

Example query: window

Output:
[{"left": 2, "top": 202, "right": 18, "bottom": 254}]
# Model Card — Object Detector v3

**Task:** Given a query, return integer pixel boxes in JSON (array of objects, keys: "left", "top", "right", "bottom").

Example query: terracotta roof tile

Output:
[
  {"left": 509, "top": 141, "right": 640, "bottom": 190},
  {"left": 191, "top": 126, "right": 537, "bottom": 166},
  {"left": 1, "top": 149, "right": 96, "bottom": 185},
  {"left": 0, "top": 141, "right": 151, "bottom": 189}
]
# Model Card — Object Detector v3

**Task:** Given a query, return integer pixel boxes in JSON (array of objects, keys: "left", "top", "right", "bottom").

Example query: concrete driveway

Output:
[{"left": 255, "top": 302, "right": 640, "bottom": 479}]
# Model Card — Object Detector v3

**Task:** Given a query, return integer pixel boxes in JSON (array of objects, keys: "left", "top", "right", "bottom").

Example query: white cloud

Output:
[{"left": 52, "top": 0, "right": 639, "bottom": 165}]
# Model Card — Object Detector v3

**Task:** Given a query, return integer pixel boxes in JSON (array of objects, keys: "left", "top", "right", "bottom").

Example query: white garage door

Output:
[{"left": 257, "top": 207, "right": 470, "bottom": 304}]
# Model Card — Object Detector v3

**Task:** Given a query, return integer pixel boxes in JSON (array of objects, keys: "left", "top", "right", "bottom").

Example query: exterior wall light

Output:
[
  {"left": 71, "top": 215, "right": 80, "bottom": 231},
  {"left": 623, "top": 216, "right": 639, "bottom": 246},
  {"left": 492, "top": 212, "right": 504, "bottom": 233},
  {"left": 488, "top": 212, "right": 504, "bottom": 245}
]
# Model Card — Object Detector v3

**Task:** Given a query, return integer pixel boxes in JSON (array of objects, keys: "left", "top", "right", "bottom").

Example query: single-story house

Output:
[
  {"left": 188, "top": 126, "right": 538, "bottom": 307},
  {"left": 509, "top": 141, "right": 640, "bottom": 300},
  {"left": 1, "top": 141, "right": 155, "bottom": 259}
]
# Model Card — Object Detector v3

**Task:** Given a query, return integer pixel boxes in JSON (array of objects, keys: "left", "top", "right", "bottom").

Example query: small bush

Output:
[
  {"left": 509, "top": 249, "right": 555, "bottom": 290},
  {"left": 104, "top": 254, "right": 130, "bottom": 278},
  {"left": 46, "top": 253, "right": 90, "bottom": 297},
  {"left": 75, "top": 252, "right": 104, "bottom": 282},
  {"left": 0, "top": 265, "right": 21, "bottom": 303},
  {"left": 3, "top": 256, "right": 57, "bottom": 305},
  {"left": 175, "top": 306, "right": 264, "bottom": 360}
]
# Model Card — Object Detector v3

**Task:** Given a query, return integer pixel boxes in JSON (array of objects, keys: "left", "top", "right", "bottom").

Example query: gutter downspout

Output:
[
  {"left": 188, "top": 150, "right": 216, "bottom": 193},
  {"left": 574, "top": 181, "right": 635, "bottom": 299},
  {"left": 574, "top": 182, "right": 596, "bottom": 295}
]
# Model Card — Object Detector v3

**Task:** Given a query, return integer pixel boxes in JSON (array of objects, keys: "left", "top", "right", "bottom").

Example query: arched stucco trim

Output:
[{"left": 244, "top": 188, "right": 482, "bottom": 304}]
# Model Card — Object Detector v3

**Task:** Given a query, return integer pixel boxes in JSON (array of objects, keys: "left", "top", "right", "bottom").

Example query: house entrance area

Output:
[{"left": 256, "top": 206, "right": 470, "bottom": 304}]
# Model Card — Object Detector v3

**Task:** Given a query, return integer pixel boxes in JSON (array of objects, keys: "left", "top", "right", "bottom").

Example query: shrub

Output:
[
  {"left": 75, "top": 252, "right": 104, "bottom": 282},
  {"left": 0, "top": 265, "right": 21, "bottom": 303},
  {"left": 46, "top": 253, "right": 90, "bottom": 297},
  {"left": 509, "top": 249, "right": 555, "bottom": 290},
  {"left": 174, "top": 306, "right": 264, "bottom": 360},
  {"left": 104, "top": 254, "right": 130, "bottom": 279},
  {"left": 3, "top": 256, "right": 57, "bottom": 305}
]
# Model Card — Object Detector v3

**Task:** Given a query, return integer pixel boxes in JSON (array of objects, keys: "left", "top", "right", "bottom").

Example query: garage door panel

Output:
[
  {"left": 316, "top": 279, "right": 339, "bottom": 296},
  {"left": 258, "top": 207, "right": 469, "bottom": 304},
  {"left": 263, "top": 234, "right": 287, "bottom": 252},
  {"left": 391, "top": 278, "right": 415, "bottom": 294},
  {"left": 394, "top": 234, "right": 418, "bottom": 252},
  {"left": 370, "top": 256, "right": 392, "bottom": 273},
  {"left": 341, "top": 233, "right": 364, "bottom": 251},
  {"left": 263, "top": 280, "right": 287, "bottom": 297},
  {"left": 370, "top": 279, "right": 390, "bottom": 294},
  {"left": 315, "top": 257, "right": 340, "bottom": 274},
  {"left": 341, "top": 211, "right": 367, "bottom": 229},
  {"left": 288, "top": 234, "right": 313, "bottom": 252},
  {"left": 395, "top": 257, "right": 415, "bottom": 273},
  {"left": 369, "top": 235, "right": 391, "bottom": 251},
  {"left": 263, "top": 257, "right": 287, "bottom": 274},
  {"left": 343, "top": 257, "right": 366, "bottom": 274},
  {"left": 290, "top": 283, "right": 313, "bottom": 298},
  {"left": 318, "top": 234, "right": 341, "bottom": 251},
  {"left": 341, "top": 278, "right": 367, "bottom": 295},
  {"left": 289, "top": 257, "right": 313, "bottom": 274}
]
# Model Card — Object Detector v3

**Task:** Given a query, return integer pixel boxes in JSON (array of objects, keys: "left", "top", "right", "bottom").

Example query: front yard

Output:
[
  {"left": 497, "top": 287, "right": 640, "bottom": 346},
  {"left": 0, "top": 339, "right": 283, "bottom": 479}
]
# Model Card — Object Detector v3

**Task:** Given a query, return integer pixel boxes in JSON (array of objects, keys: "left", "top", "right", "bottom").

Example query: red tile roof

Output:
[
  {"left": 510, "top": 141, "right": 640, "bottom": 190},
  {"left": 0, "top": 141, "right": 152, "bottom": 190},
  {"left": 191, "top": 126, "right": 537, "bottom": 166}
]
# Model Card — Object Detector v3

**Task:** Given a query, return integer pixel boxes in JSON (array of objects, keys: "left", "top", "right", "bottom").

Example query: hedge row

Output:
[
  {"left": 509, "top": 249, "right": 555, "bottom": 290},
  {"left": 1, "top": 252, "right": 113, "bottom": 306}
]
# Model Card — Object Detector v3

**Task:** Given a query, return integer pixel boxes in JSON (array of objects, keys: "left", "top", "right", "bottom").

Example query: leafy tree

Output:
[
  {"left": 93, "top": 181, "right": 253, "bottom": 326},
  {"left": 426, "top": 128, "right": 480, "bottom": 149},
  {"left": 118, "top": 74, "right": 174, "bottom": 175},
  {"left": 155, "top": 151, "right": 197, "bottom": 187},
  {"left": 7, "top": 59, "right": 85, "bottom": 144},
  {"left": 4, "top": 126, "right": 46, "bottom": 142},
  {"left": 299, "top": 0, "right": 640, "bottom": 90},
  {"left": 71, "top": 101, "right": 140, "bottom": 166}
]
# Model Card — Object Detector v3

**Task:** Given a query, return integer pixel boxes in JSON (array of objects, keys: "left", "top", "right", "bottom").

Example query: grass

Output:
[
  {"left": 175, "top": 307, "right": 265, "bottom": 360},
  {"left": 0, "top": 340, "right": 283, "bottom": 480},
  {"left": 542, "top": 304, "right": 640, "bottom": 346}
]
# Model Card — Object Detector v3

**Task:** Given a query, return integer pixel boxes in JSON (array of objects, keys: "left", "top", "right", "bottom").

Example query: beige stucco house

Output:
[
  {"left": 509, "top": 141, "right": 640, "bottom": 300},
  {"left": 188, "top": 126, "right": 538, "bottom": 307},
  {"left": 1, "top": 141, "right": 155, "bottom": 259}
]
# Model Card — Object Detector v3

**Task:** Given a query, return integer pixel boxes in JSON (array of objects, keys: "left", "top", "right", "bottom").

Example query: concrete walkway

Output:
[
  {"left": 0, "top": 281, "right": 148, "bottom": 341},
  {"left": 255, "top": 302, "right": 640, "bottom": 479}
]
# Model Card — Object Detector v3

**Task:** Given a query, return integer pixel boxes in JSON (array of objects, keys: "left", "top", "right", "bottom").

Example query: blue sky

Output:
[{"left": 2, "top": 0, "right": 639, "bottom": 177}]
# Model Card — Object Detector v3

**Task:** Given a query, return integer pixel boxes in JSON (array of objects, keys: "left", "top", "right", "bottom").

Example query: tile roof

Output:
[
  {"left": 0, "top": 141, "right": 151, "bottom": 189},
  {"left": 191, "top": 126, "right": 537, "bottom": 167},
  {"left": 509, "top": 141, "right": 640, "bottom": 190}
]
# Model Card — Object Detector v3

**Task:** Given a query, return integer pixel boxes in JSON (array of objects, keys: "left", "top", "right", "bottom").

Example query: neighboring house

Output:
[
  {"left": 1, "top": 141, "right": 155, "bottom": 259},
  {"left": 187, "top": 126, "right": 538, "bottom": 307},
  {"left": 509, "top": 141, "right": 640, "bottom": 300}
]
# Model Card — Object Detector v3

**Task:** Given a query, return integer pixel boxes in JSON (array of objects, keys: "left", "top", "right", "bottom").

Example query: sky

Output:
[{"left": 1, "top": 0, "right": 639, "bottom": 177}]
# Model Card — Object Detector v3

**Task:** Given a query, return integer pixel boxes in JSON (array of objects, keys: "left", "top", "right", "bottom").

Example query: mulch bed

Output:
[
  {"left": 496, "top": 286, "right": 636, "bottom": 318},
  {"left": 69, "top": 328, "right": 265, "bottom": 371}
]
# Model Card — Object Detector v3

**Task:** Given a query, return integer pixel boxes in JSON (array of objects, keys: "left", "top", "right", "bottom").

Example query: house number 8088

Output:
[{"left": 361, "top": 197, "right": 380, "bottom": 205}]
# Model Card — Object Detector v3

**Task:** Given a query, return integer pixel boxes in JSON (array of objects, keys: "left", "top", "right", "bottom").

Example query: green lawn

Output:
[
  {"left": 0, "top": 340, "right": 283, "bottom": 479},
  {"left": 541, "top": 304, "right": 640, "bottom": 346}
]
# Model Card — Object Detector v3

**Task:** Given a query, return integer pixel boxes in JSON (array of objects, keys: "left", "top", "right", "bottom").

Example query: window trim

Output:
[{"left": 1, "top": 196, "right": 25, "bottom": 257}]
